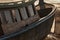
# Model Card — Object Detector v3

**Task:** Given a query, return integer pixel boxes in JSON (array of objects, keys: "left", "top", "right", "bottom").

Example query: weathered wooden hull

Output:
[{"left": 0, "top": 3, "right": 56, "bottom": 40}]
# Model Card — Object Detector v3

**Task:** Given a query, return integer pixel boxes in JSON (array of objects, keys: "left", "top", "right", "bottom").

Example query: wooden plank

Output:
[
  {"left": 2, "top": 14, "right": 40, "bottom": 34},
  {"left": 20, "top": 7, "right": 28, "bottom": 20},
  {"left": 32, "top": 4, "right": 39, "bottom": 15},
  {"left": 12, "top": 9, "right": 21, "bottom": 22},
  {"left": 0, "top": 13, "right": 4, "bottom": 36},
  {"left": 0, "top": 11, "right": 6, "bottom": 24},
  {"left": 4, "top": 10, "right": 13, "bottom": 24},
  {"left": 32, "top": 4, "right": 36, "bottom": 14},
  {"left": 26, "top": 14, "right": 40, "bottom": 24},
  {"left": 2, "top": 21, "right": 26, "bottom": 34},
  {"left": 27, "top": 5, "right": 34, "bottom": 16}
]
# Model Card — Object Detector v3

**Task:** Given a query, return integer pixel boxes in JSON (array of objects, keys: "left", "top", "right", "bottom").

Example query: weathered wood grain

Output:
[
  {"left": 20, "top": 7, "right": 28, "bottom": 20},
  {"left": 11, "top": 9, "right": 21, "bottom": 22},
  {"left": 4, "top": 10, "right": 13, "bottom": 24},
  {"left": 27, "top": 5, "right": 34, "bottom": 16},
  {"left": 2, "top": 14, "right": 40, "bottom": 34}
]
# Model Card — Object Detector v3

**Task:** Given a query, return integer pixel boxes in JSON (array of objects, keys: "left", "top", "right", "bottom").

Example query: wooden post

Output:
[{"left": 39, "top": 0, "right": 45, "bottom": 9}]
